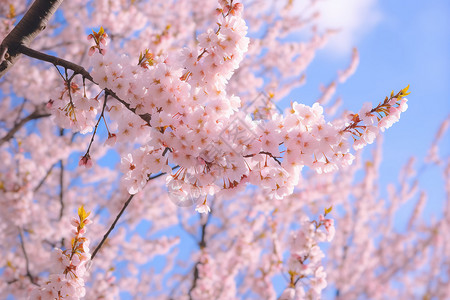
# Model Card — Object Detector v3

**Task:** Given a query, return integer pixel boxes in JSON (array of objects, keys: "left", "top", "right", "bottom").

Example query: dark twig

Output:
[
  {"left": 18, "top": 228, "right": 39, "bottom": 286},
  {"left": 0, "top": 104, "right": 50, "bottom": 146},
  {"left": 16, "top": 45, "right": 152, "bottom": 124},
  {"left": 188, "top": 212, "right": 212, "bottom": 299},
  {"left": 148, "top": 165, "right": 180, "bottom": 180},
  {"left": 91, "top": 194, "right": 135, "bottom": 260},
  {"left": 58, "top": 129, "right": 65, "bottom": 220},
  {"left": 58, "top": 160, "right": 64, "bottom": 220},
  {"left": 91, "top": 164, "right": 179, "bottom": 260},
  {"left": 244, "top": 151, "right": 282, "bottom": 165},
  {"left": 14, "top": 99, "right": 27, "bottom": 124},
  {"left": 19, "top": 44, "right": 92, "bottom": 80},
  {"left": 85, "top": 94, "right": 108, "bottom": 155},
  {"left": 33, "top": 163, "right": 56, "bottom": 193}
]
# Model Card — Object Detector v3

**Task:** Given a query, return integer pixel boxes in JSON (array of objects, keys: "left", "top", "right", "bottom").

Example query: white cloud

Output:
[{"left": 296, "top": 0, "right": 382, "bottom": 56}]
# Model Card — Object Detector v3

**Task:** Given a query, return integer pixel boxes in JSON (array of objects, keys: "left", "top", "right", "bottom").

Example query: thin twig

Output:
[
  {"left": 18, "top": 228, "right": 39, "bottom": 286},
  {"left": 148, "top": 165, "right": 180, "bottom": 180},
  {"left": 188, "top": 212, "right": 212, "bottom": 299},
  {"left": 91, "top": 165, "right": 179, "bottom": 260},
  {"left": 0, "top": 104, "right": 50, "bottom": 146},
  {"left": 33, "top": 163, "right": 56, "bottom": 193},
  {"left": 85, "top": 94, "right": 108, "bottom": 154},
  {"left": 244, "top": 151, "right": 282, "bottom": 165},
  {"left": 13, "top": 99, "right": 27, "bottom": 124},
  {"left": 58, "top": 129, "right": 65, "bottom": 220},
  {"left": 17, "top": 45, "right": 151, "bottom": 125},
  {"left": 91, "top": 194, "right": 135, "bottom": 260}
]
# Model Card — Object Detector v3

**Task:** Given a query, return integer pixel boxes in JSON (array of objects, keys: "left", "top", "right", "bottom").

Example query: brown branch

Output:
[
  {"left": 0, "top": 103, "right": 50, "bottom": 146},
  {"left": 58, "top": 160, "right": 64, "bottom": 220},
  {"left": 148, "top": 165, "right": 180, "bottom": 180},
  {"left": 18, "top": 228, "right": 39, "bottom": 286},
  {"left": 0, "top": 0, "right": 64, "bottom": 78},
  {"left": 91, "top": 165, "right": 179, "bottom": 260},
  {"left": 19, "top": 44, "right": 92, "bottom": 80},
  {"left": 58, "top": 129, "right": 65, "bottom": 220},
  {"left": 91, "top": 194, "right": 135, "bottom": 260},
  {"left": 188, "top": 212, "right": 212, "bottom": 299},
  {"left": 244, "top": 151, "right": 282, "bottom": 165},
  {"left": 33, "top": 163, "right": 56, "bottom": 192},
  {"left": 17, "top": 45, "right": 152, "bottom": 124},
  {"left": 85, "top": 94, "right": 108, "bottom": 155}
]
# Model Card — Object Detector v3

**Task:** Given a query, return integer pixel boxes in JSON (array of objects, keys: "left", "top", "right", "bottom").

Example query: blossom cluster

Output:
[
  {"left": 106, "top": 2, "right": 407, "bottom": 204},
  {"left": 47, "top": 0, "right": 408, "bottom": 208},
  {"left": 349, "top": 86, "right": 410, "bottom": 150},
  {"left": 47, "top": 81, "right": 101, "bottom": 134},
  {"left": 30, "top": 206, "right": 92, "bottom": 300},
  {"left": 280, "top": 211, "right": 335, "bottom": 300}
]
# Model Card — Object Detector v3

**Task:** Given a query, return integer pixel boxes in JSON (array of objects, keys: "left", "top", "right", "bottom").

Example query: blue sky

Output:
[{"left": 282, "top": 0, "right": 449, "bottom": 221}]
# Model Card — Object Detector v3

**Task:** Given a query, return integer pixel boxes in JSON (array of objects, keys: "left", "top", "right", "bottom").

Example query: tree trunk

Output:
[{"left": 0, "top": 0, "right": 64, "bottom": 78}]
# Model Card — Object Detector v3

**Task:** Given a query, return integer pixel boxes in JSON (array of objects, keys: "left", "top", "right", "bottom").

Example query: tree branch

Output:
[
  {"left": 0, "top": 103, "right": 50, "bottom": 146},
  {"left": 58, "top": 129, "right": 65, "bottom": 221},
  {"left": 33, "top": 163, "right": 56, "bottom": 193},
  {"left": 17, "top": 44, "right": 152, "bottom": 124},
  {"left": 91, "top": 164, "right": 178, "bottom": 261},
  {"left": 0, "top": 0, "right": 64, "bottom": 78},
  {"left": 91, "top": 194, "right": 135, "bottom": 260},
  {"left": 19, "top": 228, "right": 39, "bottom": 286},
  {"left": 188, "top": 212, "right": 212, "bottom": 299}
]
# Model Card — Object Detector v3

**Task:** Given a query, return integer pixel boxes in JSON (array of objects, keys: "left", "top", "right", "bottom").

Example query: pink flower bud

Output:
[
  {"left": 105, "top": 133, "right": 117, "bottom": 146},
  {"left": 218, "top": 0, "right": 228, "bottom": 9},
  {"left": 83, "top": 218, "right": 93, "bottom": 226},
  {"left": 88, "top": 46, "right": 96, "bottom": 56},
  {"left": 79, "top": 154, "right": 93, "bottom": 168},
  {"left": 231, "top": 3, "right": 243, "bottom": 16},
  {"left": 71, "top": 217, "right": 80, "bottom": 227},
  {"left": 46, "top": 99, "right": 54, "bottom": 109}
]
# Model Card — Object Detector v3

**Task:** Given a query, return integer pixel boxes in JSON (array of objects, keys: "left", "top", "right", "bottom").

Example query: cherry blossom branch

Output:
[
  {"left": 16, "top": 44, "right": 152, "bottom": 124},
  {"left": 0, "top": 0, "right": 64, "bottom": 78},
  {"left": 341, "top": 86, "right": 410, "bottom": 135},
  {"left": 79, "top": 95, "right": 108, "bottom": 167},
  {"left": 13, "top": 99, "right": 27, "bottom": 123},
  {"left": 0, "top": 103, "right": 50, "bottom": 146}
]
